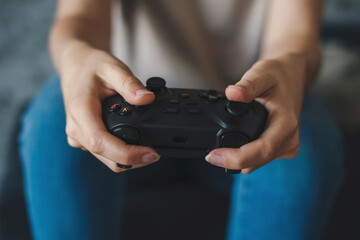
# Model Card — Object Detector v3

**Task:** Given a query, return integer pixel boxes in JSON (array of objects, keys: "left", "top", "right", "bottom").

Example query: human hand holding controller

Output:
[
  {"left": 59, "top": 44, "right": 303, "bottom": 175},
  {"left": 60, "top": 43, "right": 160, "bottom": 173},
  {"left": 208, "top": 54, "right": 305, "bottom": 174}
]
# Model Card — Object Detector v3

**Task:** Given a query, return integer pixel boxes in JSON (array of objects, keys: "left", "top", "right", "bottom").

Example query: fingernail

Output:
[
  {"left": 136, "top": 89, "right": 154, "bottom": 96},
  {"left": 205, "top": 153, "right": 224, "bottom": 167},
  {"left": 141, "top": 153, "right": 161, "bottom": 163}
]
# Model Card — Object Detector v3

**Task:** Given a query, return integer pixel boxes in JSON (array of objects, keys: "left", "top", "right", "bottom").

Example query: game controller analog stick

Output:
[
  {"left": 146, "top": 77, "right": 166, "bottom": 92},
  {"left": 226, "top": 101, "right": 249, "bottom": 116},
  {"left": 102, "top": 77, "right": 268, "bottom": 174}
]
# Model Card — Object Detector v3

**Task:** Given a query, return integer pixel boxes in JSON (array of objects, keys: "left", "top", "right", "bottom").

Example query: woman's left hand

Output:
[{"left": 205, "top": 53, "right": 308, "bottom": 174}]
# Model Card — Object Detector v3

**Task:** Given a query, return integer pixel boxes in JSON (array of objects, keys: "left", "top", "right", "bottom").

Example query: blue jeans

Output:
[{"left": 19, "top": 77, "right": 344, "bottom": 240}]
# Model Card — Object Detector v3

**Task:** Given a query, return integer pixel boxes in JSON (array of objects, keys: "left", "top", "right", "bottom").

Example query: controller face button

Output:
[
  {"left": 179, "top": 93, "right": 190, "bottom": 99},
  {"left": 146, "top": 77, "right": 166, "bottom": 92},
  {"left": 185, "top": 108, "right": 202, "bottom": 114},
  {"left": 112, "top": 126, "right": 140, "bottom": 144},
  {"left": 169, "top": 99, "right": 180, "bottom": 104},
  {"left": 208, "top": 90, "right": 218, "bottom": 95},
  {"left": 163, "top": 107, "right": 180, "bottom": 113},
  {"left": 220, "top": 133, "right": 248, "bottom": 148},
  {"left": 185, "top": 100, "right": 197, "bottom": 105},
  {"left": 119, "top": 107, "right": 132, "bottom": 116},
  {"left": 207, "top": 95, "right": 218, "bottom": 103},
  {"left": 109, "top": 104, "right": 121, "bottom": 112},
  {"left": 199, "top": 92, "right": 209, "bottom": 98},
  {"left": 217, "top": 93, "right": 226, "bottom": 99},
  {"left": 225, "top": 101, "right": 249, "bottom": 116}
]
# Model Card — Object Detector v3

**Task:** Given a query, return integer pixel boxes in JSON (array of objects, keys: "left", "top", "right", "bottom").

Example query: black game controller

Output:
[{"left": 102, "top": 77, "right": 268, "bottom": 174}]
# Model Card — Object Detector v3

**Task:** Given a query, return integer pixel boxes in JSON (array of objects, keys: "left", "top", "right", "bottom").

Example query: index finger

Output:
[{"left": 68, "top": 94, "right": 160, "bottom": 166}]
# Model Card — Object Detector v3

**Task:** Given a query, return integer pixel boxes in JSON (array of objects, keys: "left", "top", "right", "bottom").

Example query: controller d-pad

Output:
[{"left": 112, "top": 126, "right": 140, "bottom": 144}]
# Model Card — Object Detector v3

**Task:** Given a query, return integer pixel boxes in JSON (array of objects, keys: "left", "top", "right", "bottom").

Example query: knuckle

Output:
[
  {"left": 106, "top": 63, "right": 123, "bottom": 74},
  {"left": 67, "top": 137, "right": 78, "bottom": 148},
  {"left": 67, "top": 97, "right": 85, "bottom": 116},
  {"left": 225, "top": 158, "right": 242, "bottom": 170},
  {"left": 65, "top": 124, "right": 76, "bottom": 138},
  {"left": 241, "top": 78, "right": 257, "bottom": 95},
  {"left": 289, "top": 143, "right": 300, "bottom": 158},
  {"left": 262, "top": 140, "right": 275, "bottom": 161},
  {"left": 121, "top": 74, "right": 139, "bottom": 90},
  {"left": 288, "top": 114, "right": 299, "bottom": 131},
  {"left": 87, "top": 133, "right": 104, "bottom": 154}
]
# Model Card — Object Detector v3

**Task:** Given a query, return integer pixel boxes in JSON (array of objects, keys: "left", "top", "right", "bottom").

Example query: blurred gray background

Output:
[{"left": 0, "top": 0, "right": 359, "bottom": 239}]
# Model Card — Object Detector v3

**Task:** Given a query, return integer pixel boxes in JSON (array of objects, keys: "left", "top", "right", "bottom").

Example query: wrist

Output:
[
  {"left": 260, "top": 46, "right": 321, "bottom": 88},
  {"left": 59, "top": 41, "right": 99, "bottom": 75}
]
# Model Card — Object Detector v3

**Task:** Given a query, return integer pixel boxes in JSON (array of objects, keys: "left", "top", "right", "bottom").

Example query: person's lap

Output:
[{"left": 19, "top": 76, "right": 344, "bottom": 240}]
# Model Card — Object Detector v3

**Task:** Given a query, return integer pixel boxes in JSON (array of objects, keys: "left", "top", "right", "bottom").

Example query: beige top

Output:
[{"left": 111, "top": 0, "right": 267, "bottom": 90}]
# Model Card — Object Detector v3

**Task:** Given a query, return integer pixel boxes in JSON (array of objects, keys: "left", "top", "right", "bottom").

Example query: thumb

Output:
[
  {"left": 225, "top": 70, "right": 276, "bottom": 103},
  {"left": 97, "top": 63, "right": 155, "bottom": 105}
]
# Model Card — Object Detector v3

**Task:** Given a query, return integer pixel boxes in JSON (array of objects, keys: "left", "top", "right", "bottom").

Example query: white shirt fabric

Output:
[{"left": 111, "top": 0, "right": 267, "bottom": 90}]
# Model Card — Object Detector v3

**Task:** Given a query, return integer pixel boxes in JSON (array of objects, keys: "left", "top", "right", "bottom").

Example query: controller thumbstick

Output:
[
  {"left": 225, "top": 101, "right": 249, "bottom": 116},
  {"left": 146, "top": 77, "right": 166, "bottom": 92}
]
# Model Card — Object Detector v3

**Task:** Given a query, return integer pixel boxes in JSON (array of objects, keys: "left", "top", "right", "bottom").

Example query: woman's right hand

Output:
[{"left": 59, "top": 42, "right": 160, "bottom": 172}]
